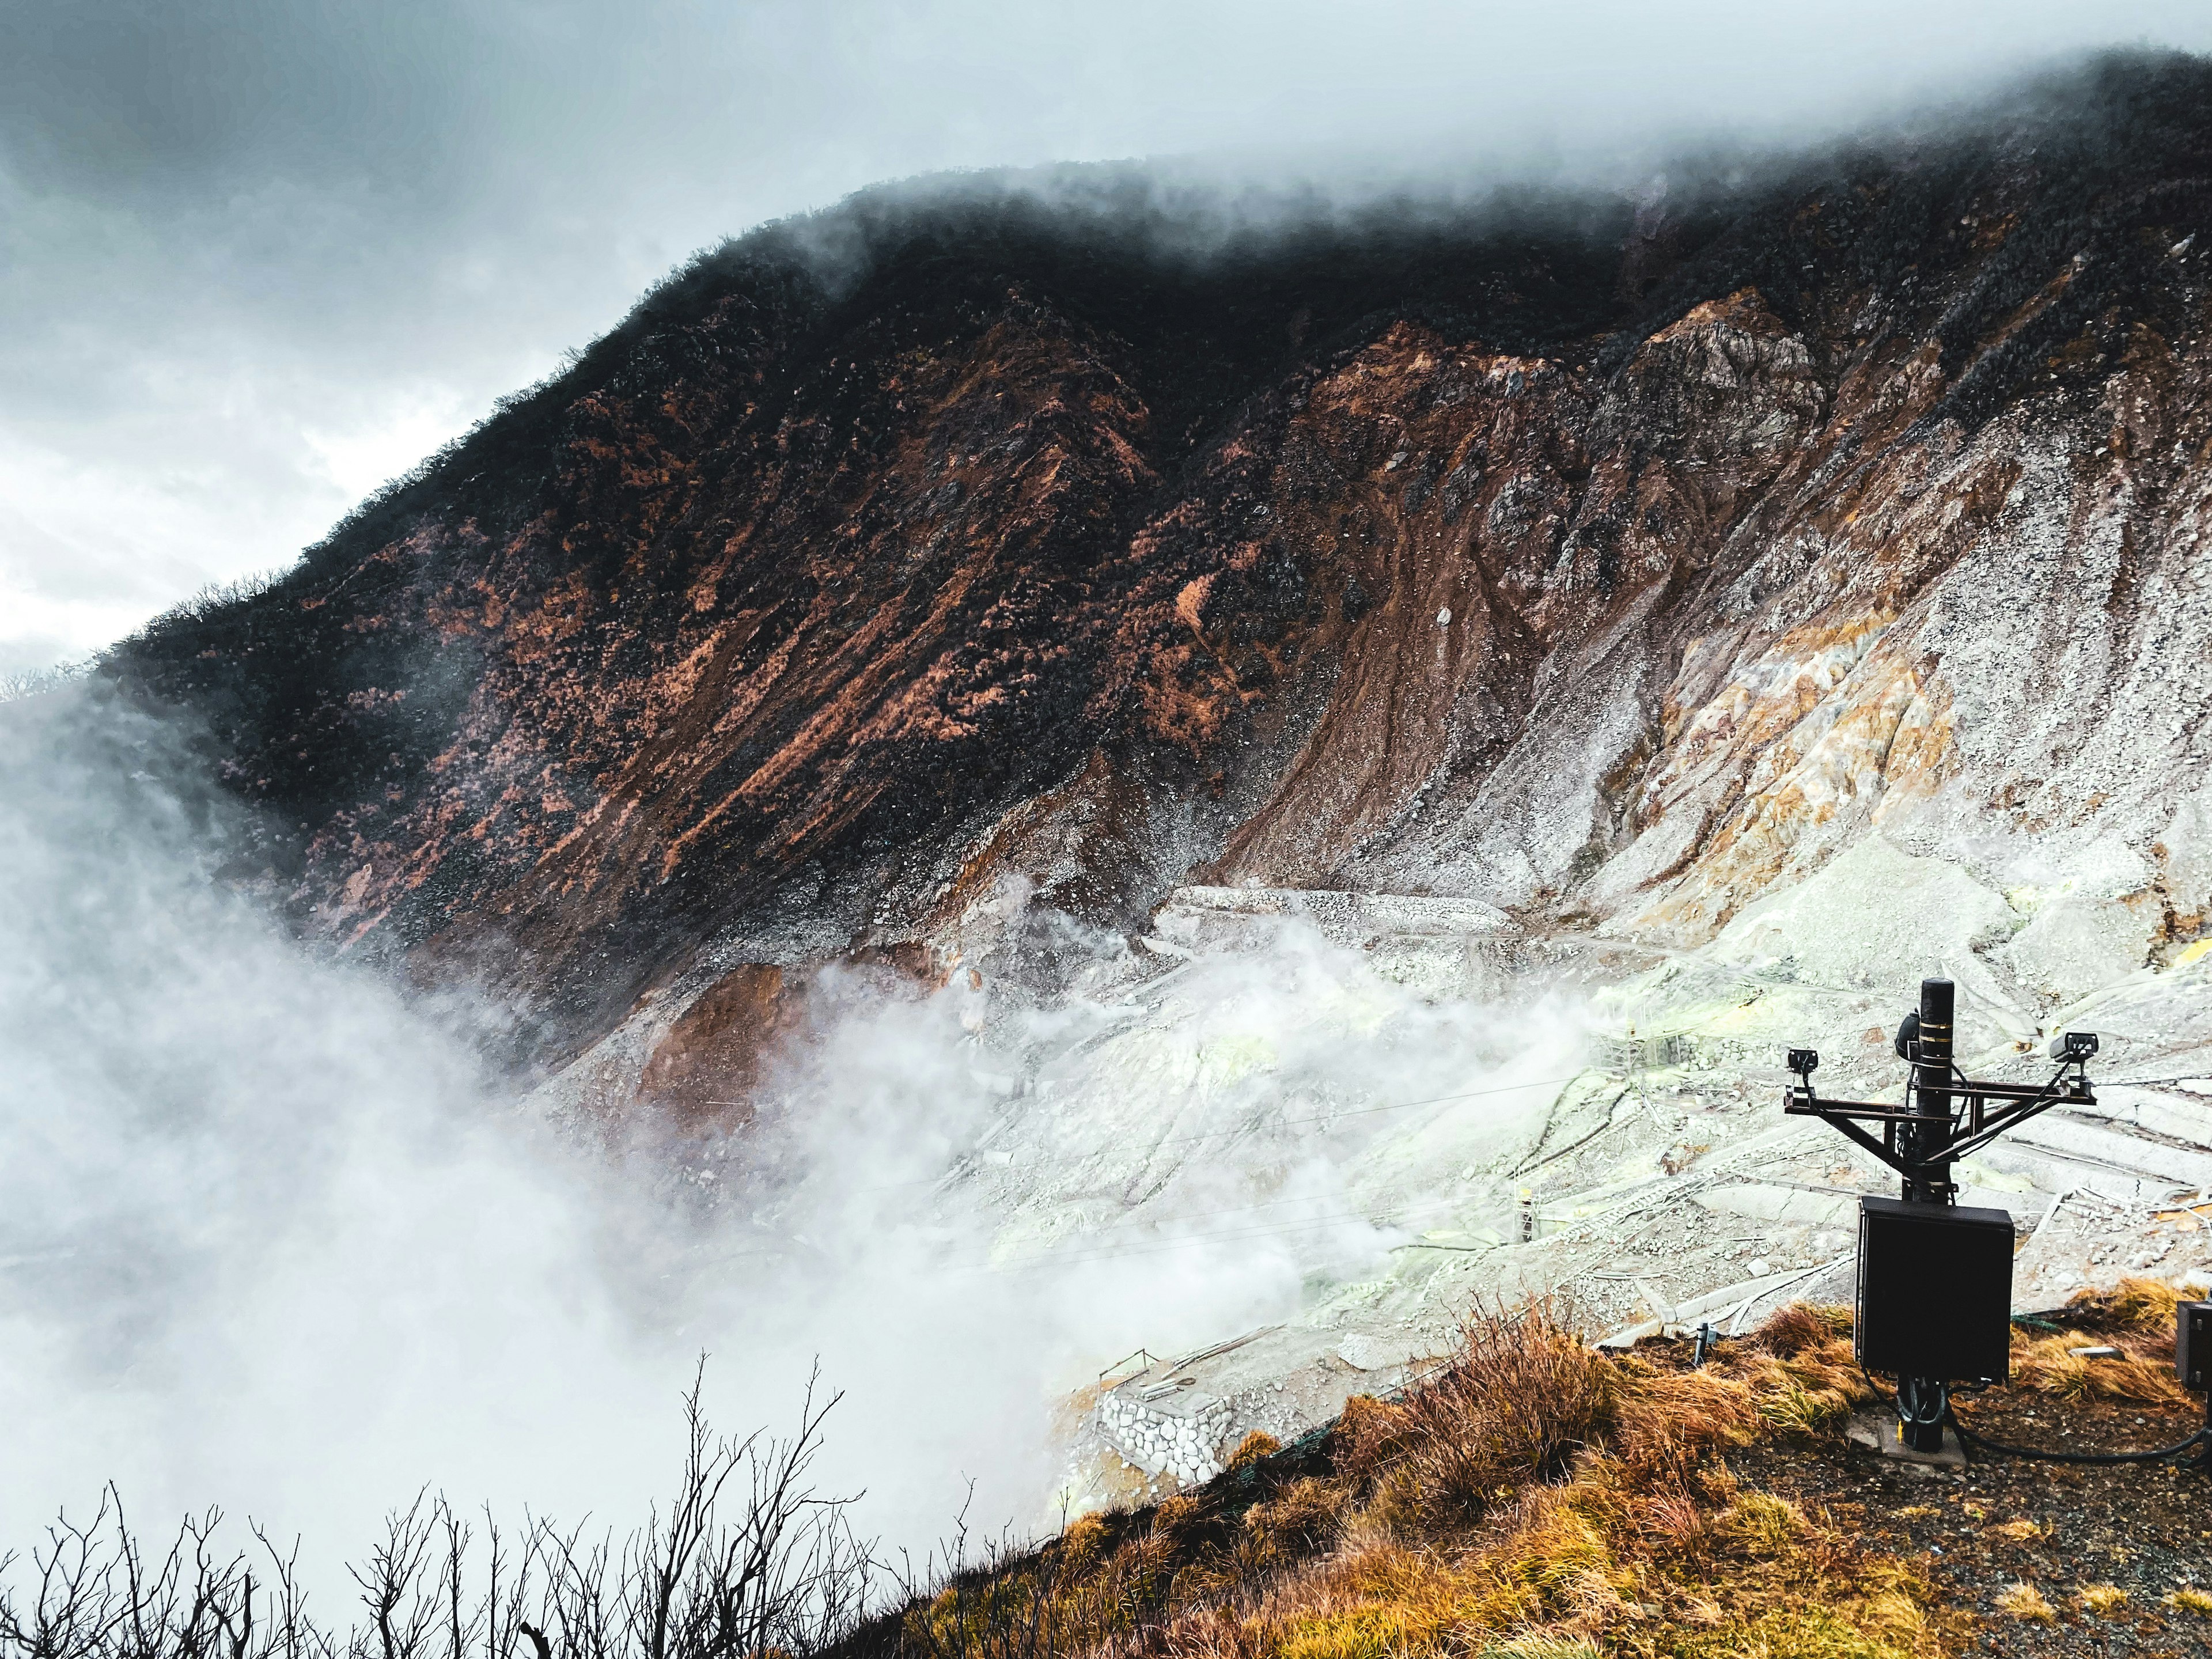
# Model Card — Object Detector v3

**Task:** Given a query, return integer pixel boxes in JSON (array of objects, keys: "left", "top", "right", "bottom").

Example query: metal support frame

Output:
[
  {"left": 1779, "top": 978, "right": 2098, "bottom": 1453},
  {"left": 1782, "top": 1029, "right": 2095, "bottom": 1194}
]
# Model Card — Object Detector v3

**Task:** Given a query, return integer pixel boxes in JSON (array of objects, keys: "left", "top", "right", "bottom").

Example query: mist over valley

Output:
[{"left": 7, "top": 40, "right": 2212, "bottom": 1658}]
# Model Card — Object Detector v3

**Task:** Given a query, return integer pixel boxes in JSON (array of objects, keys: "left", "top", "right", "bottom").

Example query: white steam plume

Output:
[{"left": 0, "top": 687, "right": 1588, "bottom": 1606}]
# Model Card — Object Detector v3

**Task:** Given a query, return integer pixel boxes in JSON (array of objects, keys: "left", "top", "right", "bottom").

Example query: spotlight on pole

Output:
[{"left": 2048, "top": 1031, "right": 2098, "bottom": 1062}]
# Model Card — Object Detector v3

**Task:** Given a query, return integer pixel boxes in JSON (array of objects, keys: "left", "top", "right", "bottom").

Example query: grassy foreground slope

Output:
[
  {"left": 4, "top": 1286, "right": 2206, "bottom": 1659},
  {"left": 872, "top": 1286, "right": 2209, "bottom": 1659}
]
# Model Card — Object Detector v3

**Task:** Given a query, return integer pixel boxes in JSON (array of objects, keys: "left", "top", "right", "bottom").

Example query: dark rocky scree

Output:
[{"left": 108, "top": 53, "right": 2212, "bottom": 1068}]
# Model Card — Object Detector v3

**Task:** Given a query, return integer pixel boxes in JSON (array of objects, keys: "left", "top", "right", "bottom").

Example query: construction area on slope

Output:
[{"left": 974, "top": 878, "right": 2212, "bottom": 1505}]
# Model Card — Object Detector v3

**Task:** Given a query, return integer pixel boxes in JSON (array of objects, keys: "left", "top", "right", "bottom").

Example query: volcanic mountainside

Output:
[{"left": 114, "top": 56, "right": 2212, "bottom": 1109}]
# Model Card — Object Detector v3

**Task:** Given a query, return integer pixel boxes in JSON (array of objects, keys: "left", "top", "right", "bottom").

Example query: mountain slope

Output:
[{"left": 112, "top": 53, "right": 2212, "bottom": 1067}]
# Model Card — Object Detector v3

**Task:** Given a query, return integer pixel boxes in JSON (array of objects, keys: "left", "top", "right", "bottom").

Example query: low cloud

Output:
[
  {"left": 0, "top": 685, "right": 1589, "bottom": 1603},
  {"left": 5, "top": 2, "right": 2210, "bottom": 666}
]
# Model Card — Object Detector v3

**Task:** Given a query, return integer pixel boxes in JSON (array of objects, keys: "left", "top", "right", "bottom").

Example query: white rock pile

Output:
[{"left": 1097, "top": 1384, "right": 1233, "bottom": 1486}]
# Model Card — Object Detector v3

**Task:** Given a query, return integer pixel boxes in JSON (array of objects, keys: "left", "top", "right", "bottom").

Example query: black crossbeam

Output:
[{"left": 1783, "top": 1066, "right": 2092, "bottom": 1184}]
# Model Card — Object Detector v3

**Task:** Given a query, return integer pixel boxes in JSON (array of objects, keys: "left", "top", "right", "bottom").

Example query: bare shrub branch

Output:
[{"left": 2, "top": 1366, "right": 872, "bottom": 1659}]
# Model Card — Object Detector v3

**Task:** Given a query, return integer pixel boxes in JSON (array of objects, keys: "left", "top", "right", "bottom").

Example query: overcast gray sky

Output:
[{"left": 5, "top": 1, "right": 2209, "bottom": 675}]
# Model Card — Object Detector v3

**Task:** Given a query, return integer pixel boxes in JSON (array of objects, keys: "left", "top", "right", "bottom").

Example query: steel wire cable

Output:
[
  {"left": 916, "top": 1072, "right": 1609, "bottom": 1273},
  {"left": 1136, "top": 1072, "right": 1589, "bottom": 1148},
  {"left": 945, "top": 1184, "right": 1427, "bottom": 1245},
  {"left": 792, "top": 1050, "right": 2212, "bottom": 1270},
  {"left": 758, "top": 1062, "right": 2212, "bottom": 1279},
  {"left": 950, "top": 1192, "right": 1482, "bottom": 1276},
  {"left": 845, "top": 1070, "right": 1589, "bottom": 1193}
]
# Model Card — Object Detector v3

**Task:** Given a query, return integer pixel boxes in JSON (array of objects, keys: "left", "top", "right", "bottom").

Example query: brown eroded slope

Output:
[{"left": 111, "top": 55, "right": 2212, "bottom": 1070}]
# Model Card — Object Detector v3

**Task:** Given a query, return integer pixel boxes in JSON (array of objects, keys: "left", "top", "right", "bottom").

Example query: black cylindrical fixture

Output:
[
  {"left": 1895, "top": 978, "right": 1960, "bottom": 1448},
  {"left": 1906, "top": 977, "right": 1956, "bottom": 1204}
]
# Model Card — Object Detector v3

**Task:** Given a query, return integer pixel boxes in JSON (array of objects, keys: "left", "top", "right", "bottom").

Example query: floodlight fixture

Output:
[
  {"left": 2048, "top": 1030, "right": 2098, "bottom": 1062},
  {"left": 1787, "top": 1047, "right": 1819, "bottom": 1077}
]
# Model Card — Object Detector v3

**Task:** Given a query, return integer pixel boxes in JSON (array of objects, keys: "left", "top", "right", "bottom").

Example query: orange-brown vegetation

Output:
[
  {"left": 1980, "top": 1277, "right": 2194, "bottom": 1412},
  {"left": 887, "top": 1305, "right": 1941, "bottom": 1659},
  {"left": 881, "top": 1290, "right": 2212, "bottom": 1659}
]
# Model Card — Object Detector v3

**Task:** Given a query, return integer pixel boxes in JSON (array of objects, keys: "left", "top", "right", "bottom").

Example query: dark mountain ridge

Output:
[{"left": 107, "top": 51, "right": 2212, "bottom": 1068}]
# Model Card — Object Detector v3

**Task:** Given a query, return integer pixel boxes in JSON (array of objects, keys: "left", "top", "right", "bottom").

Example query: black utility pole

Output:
[
  {"left": 1782, "top": 978, "right": 2100, "bottom": 1459},
  {"left": 1894, "top": 977, "right": 1957, "bottom": 1448},
  {"left": 1903, "top": 978, "right": 1955, "bottom": 1205}
]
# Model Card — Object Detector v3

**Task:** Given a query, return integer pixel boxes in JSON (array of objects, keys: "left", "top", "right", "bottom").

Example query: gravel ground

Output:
[{"left": 1736, "top": 1384, "right": 2211, "bottom": 1655}]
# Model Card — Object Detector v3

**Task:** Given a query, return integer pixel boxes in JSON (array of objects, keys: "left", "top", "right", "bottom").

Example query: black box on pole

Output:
[
  {"left": 2177, "top": 1300, "right": 2212, "bottom": 1391},
  {"left": 1854, "top": 1197, "right": 2016, "bottom": 1381}
]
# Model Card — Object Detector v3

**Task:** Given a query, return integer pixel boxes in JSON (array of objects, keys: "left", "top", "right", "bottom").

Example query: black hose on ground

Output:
[{"left": 1945, "top": 1406, "right": 2210, "bottom": 1466}]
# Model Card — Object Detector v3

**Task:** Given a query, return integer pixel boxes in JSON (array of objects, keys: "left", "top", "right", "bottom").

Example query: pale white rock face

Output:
[
  {"left": 1705, "top": 836, "right": 2018, "bottom": 1012},
  {"left": 1694, "top": 1185, "right": 1856, "bottom": 1229},
  {"left": 1337, "top": 1331, "right": 1425, "bottom": 1371},
  {"left": 2006, "top": 889, "right": 2152, "bottom": 1005}
]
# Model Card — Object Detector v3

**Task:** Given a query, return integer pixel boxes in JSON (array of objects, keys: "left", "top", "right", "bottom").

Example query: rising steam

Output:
[{"left": 0, "top": 684, "right": 1587, "bottom": 1607}]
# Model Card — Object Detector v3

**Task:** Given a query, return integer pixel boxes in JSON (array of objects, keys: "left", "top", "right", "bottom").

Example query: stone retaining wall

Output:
[{"left": 1097, "top": 1382, "right": 1232, "bottom": 1484}]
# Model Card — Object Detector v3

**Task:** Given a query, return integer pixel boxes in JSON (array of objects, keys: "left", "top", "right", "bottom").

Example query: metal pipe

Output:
[
  {"left": 1906, "top": 977, "right": 1956, "bottom": 1205},
  {"left": 1895, "top": 978, "right": 1958, "bottom": 1450}
]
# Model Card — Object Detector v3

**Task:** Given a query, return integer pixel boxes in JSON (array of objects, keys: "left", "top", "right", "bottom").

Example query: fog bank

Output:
[
  {"left": 8, "top": 3, "right": 2212, "bottom": 670},
  {"left": 0, "top": 688, "right": 1588, "bottom": 1605}
]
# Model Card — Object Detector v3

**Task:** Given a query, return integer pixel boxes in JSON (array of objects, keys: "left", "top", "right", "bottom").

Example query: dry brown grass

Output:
[
  {"left": 2066, "top": 1275, "right": 2186, "bottom": 1335},
  {"left": 1243, "top": 1465, "right": 1937, "bottom": 1659},
  {"left": 895, "top": 1304, "right": 1948, "bottom": 1659},
  {"left": 1350, "top": 1307, "right": 1615, "bottom": 1532},
  {"left": 2078, "top": 1582, "right": 2130, "bottom": 1615},
  {"left": 2008, "top": 1332, "right": 2194, "bottom": 1407},
  {"left": 1994, "top": 1582, "right": 2055, "bottom": 1622},
  {"left": 1226, "top": 1433, "right": 1282, "bottom": 1474},
  {"left": 1241, "top": 1478, "right": 1352, "bottom": 1564}
]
